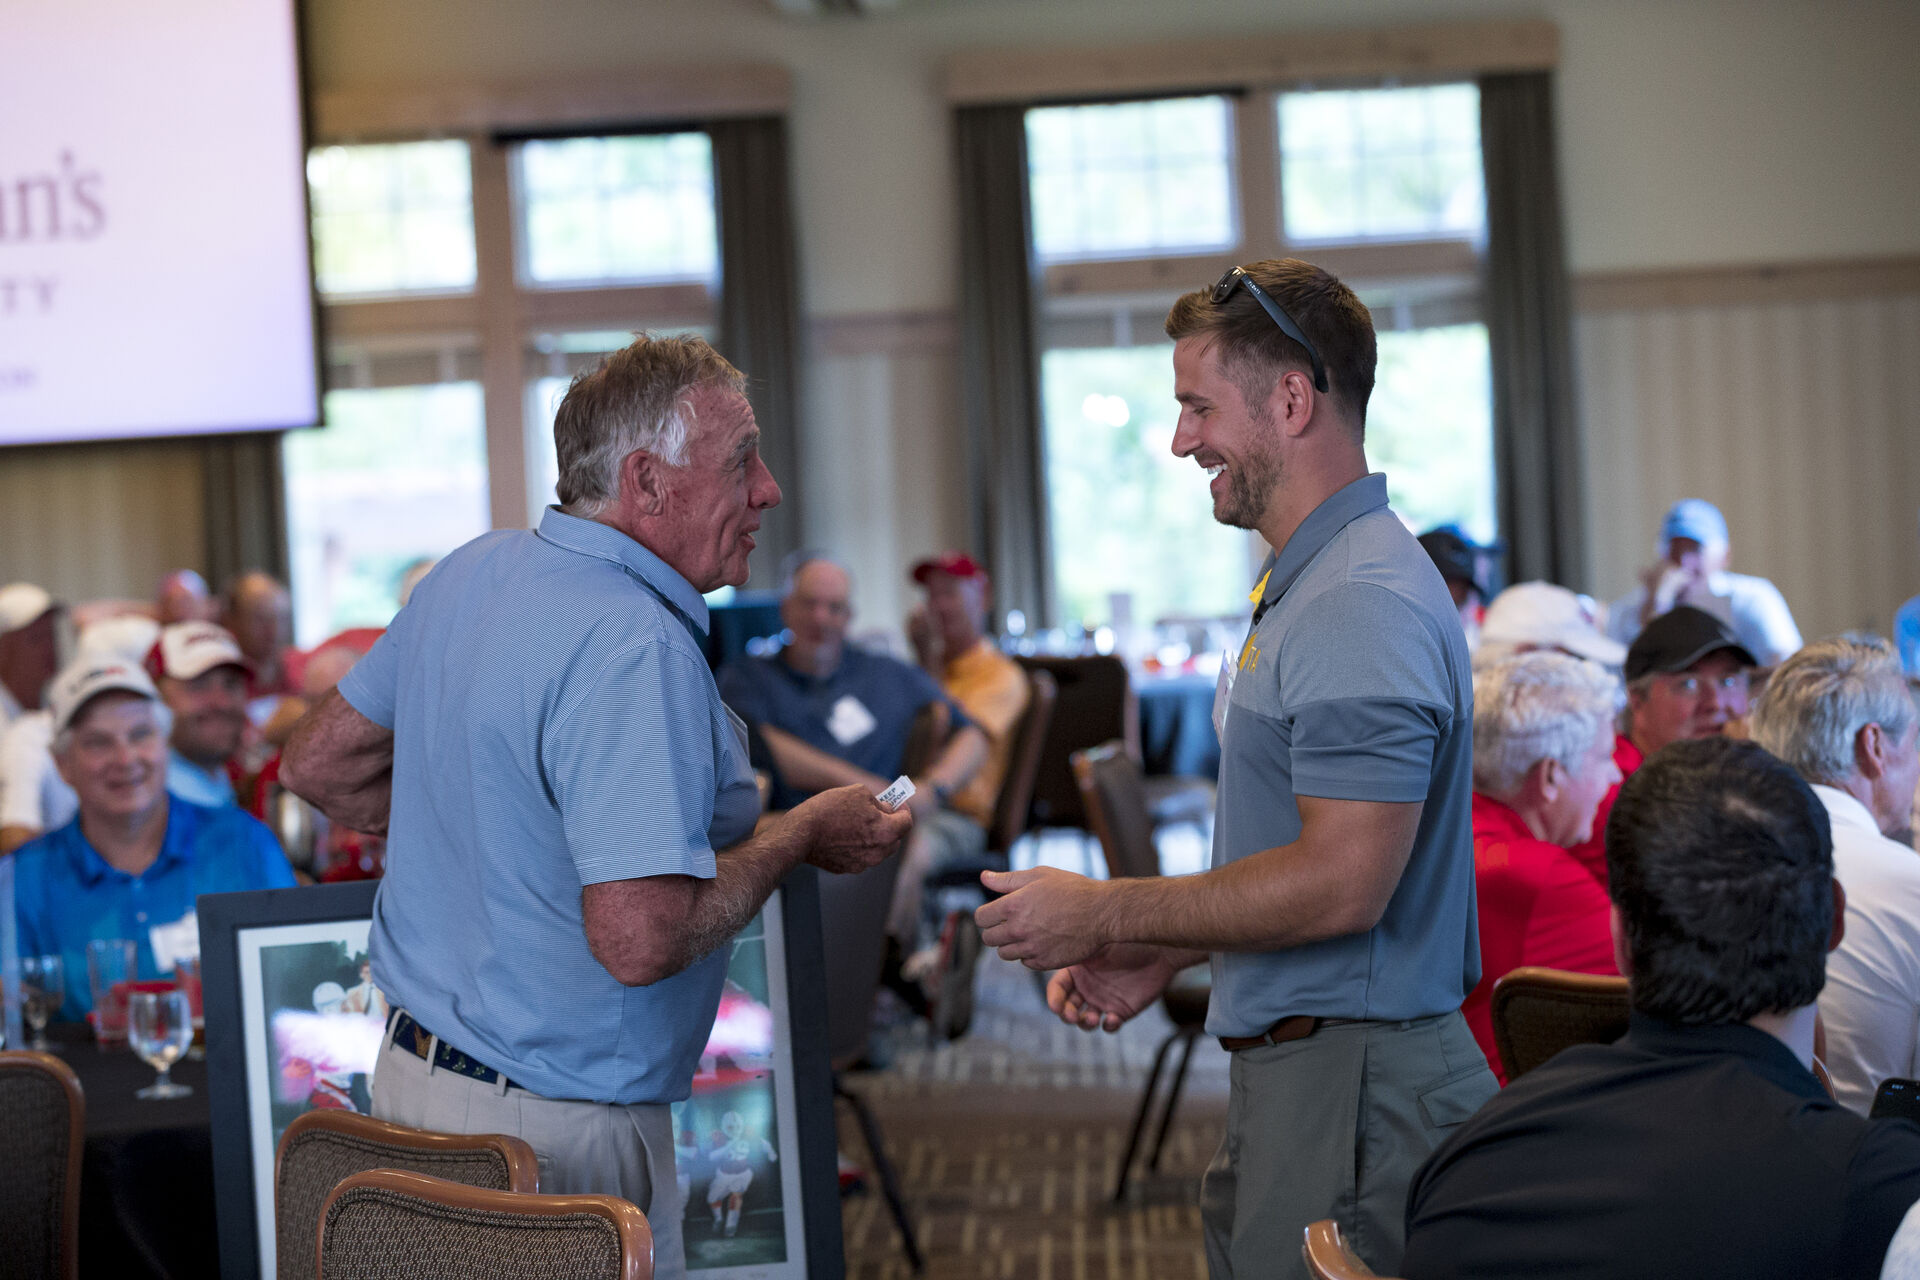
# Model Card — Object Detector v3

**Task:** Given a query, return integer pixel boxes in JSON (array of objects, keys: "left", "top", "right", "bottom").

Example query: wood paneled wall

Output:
[
  {"left": 0, "top": 439, "right": 206, "bottom": 602},
  {"left": 1576, "top": 288, "right": 1920, "bottom": 642}
]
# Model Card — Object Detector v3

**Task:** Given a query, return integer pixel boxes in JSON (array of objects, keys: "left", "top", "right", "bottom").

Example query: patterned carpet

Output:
[{"left": 836, "top": 951, "right": 1231, "bottom": 1280}]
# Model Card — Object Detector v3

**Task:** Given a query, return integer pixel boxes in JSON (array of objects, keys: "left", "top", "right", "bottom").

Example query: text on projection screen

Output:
[{"left": 1, "top": 0, "right": 318, "bottom": 445}]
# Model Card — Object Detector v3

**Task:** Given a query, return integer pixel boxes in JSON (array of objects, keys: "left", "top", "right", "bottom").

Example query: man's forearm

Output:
[
  {"left": 281, "top": 689, "right": 396, "bottom": 834},
  {"left": 586, "top": 807, "right": 820, "bottom": 986},
  {"left": 924, "top": 725, "right": 989, "bottom": 793}
]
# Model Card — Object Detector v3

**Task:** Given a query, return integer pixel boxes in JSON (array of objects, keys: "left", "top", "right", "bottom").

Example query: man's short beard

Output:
[{"left": 1214, "top": 404, "right": 1283, "bottom": 531}]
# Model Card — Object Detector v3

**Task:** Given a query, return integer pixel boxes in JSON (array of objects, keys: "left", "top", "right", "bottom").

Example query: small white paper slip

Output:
[
  {"left": 1212, "top": 648, "right": 1237, "bottom": 740},
  {"left": 876, "top": 775, "right": 917, "bottom": 812},
  {"left": 150, "top": 910, "right": 200, "bottom": 974}
]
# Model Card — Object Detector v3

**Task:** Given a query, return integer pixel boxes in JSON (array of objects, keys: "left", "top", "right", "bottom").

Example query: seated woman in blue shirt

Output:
[{"left": 11, "top": 655, "right": 296, "bottom": 1021}]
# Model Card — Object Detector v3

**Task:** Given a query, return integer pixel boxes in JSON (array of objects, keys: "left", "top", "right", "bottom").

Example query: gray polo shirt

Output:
[{"left": 1207, "top": 473, "right": 1478, "bottom": 1037}]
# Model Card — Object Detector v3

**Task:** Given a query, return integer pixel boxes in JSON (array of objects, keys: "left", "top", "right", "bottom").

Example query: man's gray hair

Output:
[
  {"left": 1473, "top": 651, "right": 1623, "bottom": 799},
  {"left": 553, "top": 334, "right": 745, "bottom": 520},
  {"left": 52, "top": 697, "right": 173, "bottom": 757},
  {"left": 1751, "top": 635, "right": 1916, "bottom": 787}
]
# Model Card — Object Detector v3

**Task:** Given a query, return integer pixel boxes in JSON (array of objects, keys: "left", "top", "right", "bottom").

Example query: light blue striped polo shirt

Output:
[
  {"left": 338, "top": 508, "right": 761, "bottom": 1105},
  {"left": 1207, "top": 473, "right": 1480, "bottom": 1037}
]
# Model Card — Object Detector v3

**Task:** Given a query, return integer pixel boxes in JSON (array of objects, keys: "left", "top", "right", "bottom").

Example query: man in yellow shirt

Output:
[{"left": 907, "top": 553, "right": 1030, "bottom": 831}]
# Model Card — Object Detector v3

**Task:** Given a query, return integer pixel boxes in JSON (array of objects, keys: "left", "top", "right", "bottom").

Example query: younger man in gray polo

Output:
[{"left": 976, "top": 260, "right": 1493, "bottom": 1279}]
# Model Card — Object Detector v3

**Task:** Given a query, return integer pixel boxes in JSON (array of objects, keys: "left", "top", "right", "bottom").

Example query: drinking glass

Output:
[
  {"left": 21, "top": 955, "right": 65, "bottom": 1052},
  {"left": 128, "top": 990, "right": 194, "bottom": 1100},
  {"left": 86, "top": 938, "right": 137, "bottom": 1043}
]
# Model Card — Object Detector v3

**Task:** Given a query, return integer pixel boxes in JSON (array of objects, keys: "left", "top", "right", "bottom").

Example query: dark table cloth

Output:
[
  {"left": 48, "top": 1023, "right": 219, "bottom": 1280},
  {"left": 1137, "top": 673, "right": 1220, "bottom": 779}
]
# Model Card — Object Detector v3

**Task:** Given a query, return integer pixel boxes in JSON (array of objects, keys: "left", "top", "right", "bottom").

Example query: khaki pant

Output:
[
  {"left": 1200, "top": 1010, "right": 1496, "bottom": 1280},
  {"left": 370, "top": 1012, "right": 687, "bottom": 1280}
]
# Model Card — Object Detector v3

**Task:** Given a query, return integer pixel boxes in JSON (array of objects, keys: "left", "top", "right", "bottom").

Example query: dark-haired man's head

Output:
[
  {"left": 1605, "top": 736, "right": 1842, "bottom": 1027},
  {"left": 1163, "top": 260, "right": 1376, "bottom": 532}
]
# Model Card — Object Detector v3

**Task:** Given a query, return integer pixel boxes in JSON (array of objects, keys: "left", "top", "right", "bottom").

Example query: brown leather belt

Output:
[{"left": 1219, "top": 1015, "right": 1364, "bottom": 1052}]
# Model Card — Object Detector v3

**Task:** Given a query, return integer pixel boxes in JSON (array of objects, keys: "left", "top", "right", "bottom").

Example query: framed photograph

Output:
[{"left": 203, "top": 869, "right": 841, "bottom": 1280}]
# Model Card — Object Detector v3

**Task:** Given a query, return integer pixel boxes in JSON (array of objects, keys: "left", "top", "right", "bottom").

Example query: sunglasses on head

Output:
[{"left": 1208, "top": 266, "right": 1330, "bottom": 394}]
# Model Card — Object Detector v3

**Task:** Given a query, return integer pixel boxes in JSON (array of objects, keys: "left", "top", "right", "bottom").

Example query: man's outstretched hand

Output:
[
  {"left": 1048, "top": 944, "right": 1180, "bottom": 1032},
  {"left": 975, "top": 865, "right": 1116, "bottom": 971},
  {"left": 794, "top": 783, "right": 914, "bottom": 874}
]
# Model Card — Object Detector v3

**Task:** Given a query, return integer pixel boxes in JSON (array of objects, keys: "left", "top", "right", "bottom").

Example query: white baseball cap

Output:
[
  {"left": 77, "top": 616, "right": 163, "bottom": 665},
  {"left": 1479, "top": 582, "right": 1626, "bottom": 667},
  {"left": 0, "top": 583, "right": 55, "bottom": 633},
  {"left": 47, "top": 657, "right": 162, "bottom": 737},
  {"left": 151, "top": 621, "right": 247, "bottom": 682}
]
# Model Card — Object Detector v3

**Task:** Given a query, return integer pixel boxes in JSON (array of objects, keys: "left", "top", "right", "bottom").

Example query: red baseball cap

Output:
[{"left": 910, "top": 552, "right": 985, "bottom": 584}]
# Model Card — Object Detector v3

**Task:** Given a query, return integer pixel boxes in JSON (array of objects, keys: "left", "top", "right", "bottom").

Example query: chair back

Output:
[
  {"left": 818, "top": 848, "right": 907, "bottom": 1069},
  {"left": 276, "top": 1109, "right": 541, "bottom": 1280},
  {"left": 317, "top": 1168, "right": 651, "bottom": 1280},
  {"left": 1489, "top": 966, "right": 1631, "bottom": 1081},
  {"left": 986, "top": 668, "right": 1057, "bottom": 855},
  {"left": 1071, "top": 741, "right": 1159, "bottom": 880},
  {"left": 1302, "top": 1220, "right": 1394, "bottom": 1279},
  {"left": 0, "top": 1051, "right": 84, "bottom": 1280},
  {"left": 899, "top": 699, "right": 950, "bottom": 779},
  {"left": 1016, "top": 655, "right": 1136, "bottom": 828}
]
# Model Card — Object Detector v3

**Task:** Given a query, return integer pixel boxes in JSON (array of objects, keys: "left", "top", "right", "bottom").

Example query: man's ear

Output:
[
  {"left": 1609, "top": 903, "right": 1633, "bottom": 979},
  {"left": 619, "top": 449, "right": 665, "bottom": 517},
  {"left": 1829, "top": 877, "right": 1847, "bottom": 954},
  {"left": 1268, "top": 369, "right": 1316, "bottom": 439},
  {"left": 1531, "top": 756, "right": 1563, "bottom": 805},
  {"left": 1855, "top": 722, "right": 1887, "bottom": 782}
]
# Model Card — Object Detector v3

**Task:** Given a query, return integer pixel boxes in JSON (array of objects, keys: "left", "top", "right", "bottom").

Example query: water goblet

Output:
[
  {"left": 128, "top": 990, "right": 194, "bottom": 1100},
  {"left": 21, "top": 954, "right": 65, "bottom": 1052}
]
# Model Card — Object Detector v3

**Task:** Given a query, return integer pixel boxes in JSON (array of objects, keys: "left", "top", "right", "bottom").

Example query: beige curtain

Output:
[
  {"left": 710, "top": 116, "right": 804, "bottom": 587},
  {"left": 201, "top": 432, "right": 289, "bottom": 591},
  {"left": 955, "top": 104, "right": 1053, "bottom": 627},
  {"left": 1480, "top": 72, "right": 1586, "bottom": 590}
]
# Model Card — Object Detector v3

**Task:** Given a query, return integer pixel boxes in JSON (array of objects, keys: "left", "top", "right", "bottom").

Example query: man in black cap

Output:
[
  {"left": 1566, "top": 605, "right": 1759, "bottom": 876},
  {"left": 1417, "top": 527, "right": 1495, "bottom": 648}
]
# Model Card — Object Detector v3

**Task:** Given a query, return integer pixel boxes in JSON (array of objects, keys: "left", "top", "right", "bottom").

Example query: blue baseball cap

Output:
[{"left": 1660, "top": 499, "right": 1729, "bottom": 550}]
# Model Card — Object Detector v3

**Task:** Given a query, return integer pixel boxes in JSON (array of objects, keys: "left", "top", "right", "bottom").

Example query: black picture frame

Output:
[
  {"left": 201, "top": 870, "right": 842, "bottom": 1280},
  {"left": 202, "top": 878, "right": 379, "bottom": 1280}
]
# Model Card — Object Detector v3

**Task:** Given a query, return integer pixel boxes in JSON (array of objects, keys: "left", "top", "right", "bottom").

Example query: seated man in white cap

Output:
[
  {"left": 0, "top": 615, "right": 160, "bottom": 854},
  {"left": 1474, "top": 581, "right": 1625, "bottom": 672},
  {"left": 10, "top": 656, "right": 295, "bottom": 1021},
  {"left": 147, "top": 621, "right": 253, "bottom": 808},
  {"left": 0, "top": 583, "right": 60, "bottom": 736},
  {"left": 1606, "top": 498, "right": 1802, "bottom": 665}
]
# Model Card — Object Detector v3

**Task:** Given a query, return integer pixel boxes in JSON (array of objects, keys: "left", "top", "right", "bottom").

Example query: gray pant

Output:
[
  {"left": 1200, "top": 1010, "right": 1496, "bottom": 1280},
  {"left": 370, "top": 1012, "right": 687, "bottom": 1280}
]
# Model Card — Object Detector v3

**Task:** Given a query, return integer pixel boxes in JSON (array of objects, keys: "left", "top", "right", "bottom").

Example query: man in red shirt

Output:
[
  {"left": 1465, "top": 652, "right": 1625, "bottom": 1079},
  {"left": 1565, "top": 605, "right": 1757, "bottom": 881}
]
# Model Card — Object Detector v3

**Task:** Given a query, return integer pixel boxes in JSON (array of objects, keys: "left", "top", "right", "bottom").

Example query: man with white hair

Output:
[
  {"left": 1462, "top": 652, "right": 1624, "bottom": 1079},
  {"left": 10, "top": 656, "right": 295, "bottom": 1020},
  {"left": 0, "top": 615, "right": 159, "bottom": 853},
  {"left": 282, "top": 334, "right": 909, "bottom": 1280},
  {"left": 1606, "top": 498, "right": 1802, "bottom": 665},
  {"left": 0, "top": 583, "right": 60, "bottom": 735},
  {"left": 1751, "top": 635, "right": 1920, "bottom": 1114}
]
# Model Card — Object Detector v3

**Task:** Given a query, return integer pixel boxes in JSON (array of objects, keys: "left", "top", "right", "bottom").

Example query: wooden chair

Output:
[
  {"left": 1016, "top": 655, "right": 1136, "bottom": 830},
  {"left": 1489, "top": 966, "right": 1630, "bottom": 1082},
  {"left": 984, "top": 667, "right": 1057, "bottom": 858},
  {"left": 0, "top": 1050, "right": 85, "bottom": 1280},
  {"left": 276, "top": 1109, "right": 541, "bottom": 1280},
  {"left": 317, "top": 1168, "right": 651, "bottom": 1280},
  {"left": 1302, "top": 1220, "right": 1400, "bottom": 1280},
  {"left": 1071, "top": 741, "right": 1213, "bottom": 1203}
]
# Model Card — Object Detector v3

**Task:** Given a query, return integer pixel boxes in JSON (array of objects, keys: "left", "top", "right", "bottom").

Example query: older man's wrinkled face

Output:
[
  {"left": 650, "top": 385, "right": 782, "bottom": 593},
  {"left": 161, "top": 665, "right": 249, "bottom": 768},
  {"left": 1631, "top": 649, "right": 1751, "bottom": 757},
  {"left": 57, "top": 692, "right": 169, "bottom": 824},
  {"left": 1541, "top": 717, "right": 1624, "bottom": 847}
]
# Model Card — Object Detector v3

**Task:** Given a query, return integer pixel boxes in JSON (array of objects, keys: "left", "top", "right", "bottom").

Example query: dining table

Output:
[{"left": 46, "top": 1021, "right": 220, "bottom": 1279}]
